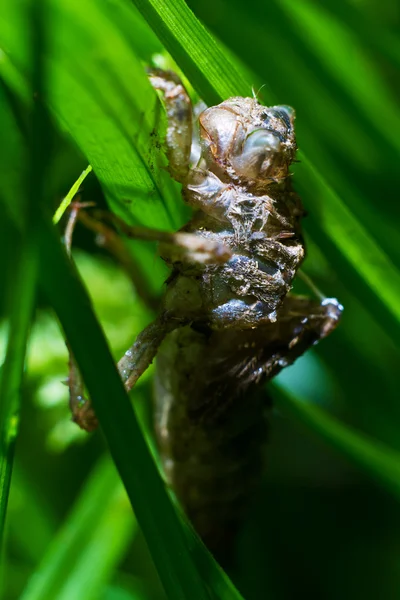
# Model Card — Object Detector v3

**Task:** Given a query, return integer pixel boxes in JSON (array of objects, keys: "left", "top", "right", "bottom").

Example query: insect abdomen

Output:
[{"left": 154, "top": 325, "right": 269, "bottom": 562}]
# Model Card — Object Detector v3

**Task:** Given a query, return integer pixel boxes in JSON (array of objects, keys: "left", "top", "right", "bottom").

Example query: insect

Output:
[{"left": 66, "top": 69, "right": 343, "bottom": 563}]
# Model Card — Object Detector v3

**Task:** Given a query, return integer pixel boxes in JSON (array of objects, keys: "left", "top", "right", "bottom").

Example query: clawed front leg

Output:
[
  {"left": 87, "top": 209, "right": 231, "bottom": 266},
  {"left": 70, "top": 315, "right": 183, "bottom": 432},
  {"left": 206, "top": 293, "right": 343, "bottom": 385},
  {"left": 64, "top": 202, "right": 99, "bottom": 431},
  {"left": 239, "top": 294, "right": 343, "bottom": 386},
  {"left": 67, "top": 343, "right": 98, "bottom": 432},
  {"left": 271, "top": 294, "right": 343, "bottom": 360},
  {"left": 148, "top": 69, "right": 193, "bottom": 183},
  {"left": 181, "top": 294, "right": 342, "bottom": 422},
  {"left": 117, "top": 315, "right": 182, "bottom": 392}
]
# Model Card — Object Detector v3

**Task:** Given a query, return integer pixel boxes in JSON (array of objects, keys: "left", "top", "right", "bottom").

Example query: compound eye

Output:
[
  {"left": 268, "top": 105, "right": 296, "bottom": 133},
  {"left": 275, "top": 105, "right": 295, "bottom": 119},
  {"left": 243, "top": 129, "right": 281, "bottom": 154},
  {"left": 231, "top": 129, "right": 281, "bottom": 180}
]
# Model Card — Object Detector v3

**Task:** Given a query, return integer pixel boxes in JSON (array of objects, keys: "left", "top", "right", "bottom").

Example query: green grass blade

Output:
[
  {"left": 0, "top": 238, "right": 37, "bottom": 545},
  {"left": 273, "top": 385, "right": 400, "bottom": 501},
  {"left": 278, "top": 0, "right": 400, "bottom": 154},
  {"left": 0, "top": 0, "right": 49, "bottom": 551},
  {"left": 20, "top": 458, "right": 136, "bottom": 600},
  {"left": 297, "top": 155, "right": 400, "bottom": 328},
  {"left": 52, "top": 165, "right": 92, "bottom": 224},
  {"left": 36, "top": 216, "right": 210, "bottom": 600},
  {"left": 0, "top": 82, "right": 27, "bottom": 229},
  {"left": 183, "top": 525, "right": 245, "bottom": 600},
  {"left": 131, "top": 0, "right": 250, "bottom": 103},
  {"left": 7, "top": 465, "right": 57, "bottom": 564}
]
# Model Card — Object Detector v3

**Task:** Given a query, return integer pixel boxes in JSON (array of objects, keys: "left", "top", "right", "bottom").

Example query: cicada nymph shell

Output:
[{"left": 149, "top": 76, "right": 342, "bottom": 562}]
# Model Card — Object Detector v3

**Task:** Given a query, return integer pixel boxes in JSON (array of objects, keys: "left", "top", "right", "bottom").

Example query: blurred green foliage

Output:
[{"left": 0, "top": 0, "right": 399, "bottom": 598}]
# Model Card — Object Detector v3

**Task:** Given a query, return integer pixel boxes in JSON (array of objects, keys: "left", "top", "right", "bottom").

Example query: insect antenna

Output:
[
  {"left": 251, "top": 83, "right": 267, "bottom": 101},
  {"left": 64, "top": 198, "right": 95, "bottom": 256}
]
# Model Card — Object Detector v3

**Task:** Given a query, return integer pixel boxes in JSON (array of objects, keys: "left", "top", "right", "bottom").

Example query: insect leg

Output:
[
  {"left": 250, "top": 294, "right": 343, "bottom": 385},
  {"left": 148, "top": 68, "right": 192, "bottom": 183},
  {"left": 62, "top": 201, "right": 100, "bottom": 430},
  {"left": 209, "top": 279, "right": 343, "bottom": 334},
  {"left": 87, "top": 209, "right": 231, "bottom": 266},
  {"left": 77, "top": 209, "right": 160, "bottom": 311},
  {"left": 67, "top": 344, "right": 98, "bottom": 432},
  {"left": 69, "top": 312, "right": 182, "bottom": 432},
  {"left": 117, "top": 315, "right": 182, "bottom": 392},
  {"left": 248, "top": 294, "right": 343, "bottom": 385},
  {"left": 272, "top": 293, "right": 343, "bottom": 360},
  {"left": 192, "top": 294, "right": 343, "bottom": 402}
]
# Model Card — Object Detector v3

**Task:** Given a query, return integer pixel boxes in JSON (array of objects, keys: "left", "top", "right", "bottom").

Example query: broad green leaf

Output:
[{"left": 0, "top": 0, "right": 183, "bottom": 230}]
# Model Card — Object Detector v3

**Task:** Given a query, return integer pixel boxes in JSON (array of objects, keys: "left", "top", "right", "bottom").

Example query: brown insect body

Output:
[
  {"left": 154, "top": 326, "right": 268, "bottom": 560},
  {"left": 150, "top": 85, "right": 342, "bottom": 560}
]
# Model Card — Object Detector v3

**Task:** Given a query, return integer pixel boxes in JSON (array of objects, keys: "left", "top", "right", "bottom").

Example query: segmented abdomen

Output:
[{"left": 154, "top": 325, "right": 269, "bottom": 563}]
